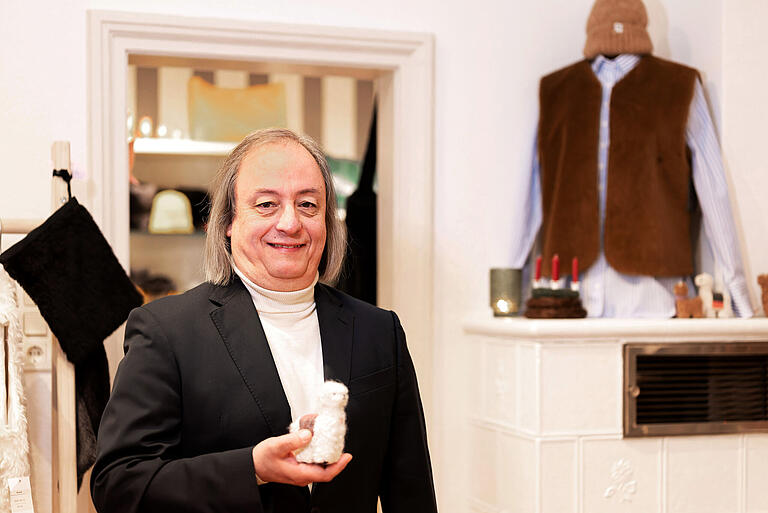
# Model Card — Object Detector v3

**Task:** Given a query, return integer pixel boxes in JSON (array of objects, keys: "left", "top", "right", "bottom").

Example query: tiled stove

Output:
[{"left": 464, "top": 315, "right": 768, "bottom": 513}]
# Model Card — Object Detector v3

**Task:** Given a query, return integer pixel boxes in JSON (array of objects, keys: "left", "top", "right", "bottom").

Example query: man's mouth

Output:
[{"left": 268, "top": 243, "right": 306, "bottom": 249}]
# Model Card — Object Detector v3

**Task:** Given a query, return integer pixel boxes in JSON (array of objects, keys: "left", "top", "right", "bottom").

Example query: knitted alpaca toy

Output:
[{"left": 290, "top": 381, "right": 348, "bottom": 465}]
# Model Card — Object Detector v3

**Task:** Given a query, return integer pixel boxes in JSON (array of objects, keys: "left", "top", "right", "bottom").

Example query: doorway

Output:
[{"left": 86, "top": 9, "right": 436, "bottom": 507}]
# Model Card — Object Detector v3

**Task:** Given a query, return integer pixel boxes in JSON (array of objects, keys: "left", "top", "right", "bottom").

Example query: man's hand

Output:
[{"left": 252, "top": 429, "right": 353, "bottom": 486}]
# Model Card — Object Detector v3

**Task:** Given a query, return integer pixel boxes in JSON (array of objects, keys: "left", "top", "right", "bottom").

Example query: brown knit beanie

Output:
[{"left": 583, "top": 0, "right": 653, "bottom": 58}]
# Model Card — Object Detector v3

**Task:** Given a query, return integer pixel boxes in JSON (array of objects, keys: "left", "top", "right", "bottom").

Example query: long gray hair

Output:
[{"left": 204, "top": 128, "right": 346, "bottom": 286}]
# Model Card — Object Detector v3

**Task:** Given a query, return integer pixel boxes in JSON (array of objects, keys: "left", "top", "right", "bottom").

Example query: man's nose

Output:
[{"left": 276, "top": 205, "right": 301, "bottom": 233}]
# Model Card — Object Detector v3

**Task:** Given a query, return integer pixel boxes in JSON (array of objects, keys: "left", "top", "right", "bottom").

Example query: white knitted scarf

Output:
[{"left": 0, "top": 265, "right": 31, "bottom": 512}]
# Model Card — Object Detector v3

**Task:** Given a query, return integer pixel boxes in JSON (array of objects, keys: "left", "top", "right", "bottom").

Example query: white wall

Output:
[
  {"left": 4, "top": 1, "right": 766, "bottom": 512},
  {"left": 722, "top": 1, "right": 768, "bottom": 310}
]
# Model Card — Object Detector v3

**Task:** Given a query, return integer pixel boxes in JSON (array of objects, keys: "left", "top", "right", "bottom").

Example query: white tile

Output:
[
  {"left": 582, "top": 438, "right": 661, "bottom": 513},
  {"left": 518, "top": 343, "right": 539, "bottom": 433},
  {"left": 498, "top": 433, "right": 537, "bottom": 513},
  {"left": 541, "top": 440, "right": 576, "bottom": 513},
  {"left": 485, "top": 341, "right": 515, "bottom": 425},
  {"left": 468, "top": 425, "right": 502, "bottom": 507},
  {"left": 667, "top": 436, "right": 740, "bottom": 513},
  {"left": 469, "top": 336, "right": 485, "bottom": 418},
  {"left": 22, "top": 311, "right": 47, "bottom": 336},
  {"left": 540, "top": 343, "right": 622, "bottom": 435},
  {"left": 746, "top": 435, "right": 768, "bottom": 513}
]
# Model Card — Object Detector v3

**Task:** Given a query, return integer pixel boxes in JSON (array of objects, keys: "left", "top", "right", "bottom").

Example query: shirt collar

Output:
[
  {"left": 591, "top": 54, "right": 641, "bottom": 85},
  {"left": 232, "top": 264, "right": 318, "bottom": 314}
]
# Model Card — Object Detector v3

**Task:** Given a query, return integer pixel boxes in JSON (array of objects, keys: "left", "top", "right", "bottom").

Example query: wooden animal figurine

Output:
[
  {"left": 290, "top": 381, "right": 348, "bottom": 465},
  {"left": 674, "top": 281, "right": 703, "bottom": 318},
  {"left": 758, "top": 274, "right": 768, "bottom": 316}
]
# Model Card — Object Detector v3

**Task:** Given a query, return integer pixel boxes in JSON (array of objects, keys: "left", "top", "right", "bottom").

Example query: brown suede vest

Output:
[{"left": 538, "top": 55, "right": 698, "bottom": 278}]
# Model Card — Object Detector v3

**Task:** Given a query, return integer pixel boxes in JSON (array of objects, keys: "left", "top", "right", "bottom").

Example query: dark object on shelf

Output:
[
  {"left": 338, "top": 104, "right": 377, "bottom": 305},
  {"left": 132, "top": 269, "right": 178, "bottom": 303},
  {"left": 177, "top": 188, "right": 210, "bottom": 231},
  {"left": 0, "top": 197, "right": 143, "bottom": 488},
  {"left": 129, "top": 181, "right": 158, "bottom": 231},
  {"left": 674, "top": 281, "right": 703, "bottom": 318},
  {"left": 524, "top": 288, "right": 587, "bottom": 319}
]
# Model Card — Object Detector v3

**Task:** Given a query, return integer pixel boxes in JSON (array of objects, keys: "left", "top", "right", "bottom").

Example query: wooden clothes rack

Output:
[{"left": 0, "top": 141, "right": 78, "bottom": 513}]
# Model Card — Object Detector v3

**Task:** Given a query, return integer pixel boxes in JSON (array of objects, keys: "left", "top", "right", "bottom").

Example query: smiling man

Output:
[
  {"left": 91, "top": 128, "right": 437, "bottom": 513},
  {"left": 227, "top": 140, "right": 327, "bottom": 292}
]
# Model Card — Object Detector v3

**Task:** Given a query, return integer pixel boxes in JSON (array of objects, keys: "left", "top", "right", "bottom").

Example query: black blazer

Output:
[{"left": 91, "top": 279, "right": 437, "bottom": 513}]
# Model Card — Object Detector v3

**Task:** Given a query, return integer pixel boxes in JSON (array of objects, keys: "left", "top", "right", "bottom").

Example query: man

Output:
[{"left": 91, "top": 128, "right": 438, "bottom": 512}]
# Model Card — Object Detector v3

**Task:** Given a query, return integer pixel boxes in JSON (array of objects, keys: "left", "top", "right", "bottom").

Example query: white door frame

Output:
[{"left": 86, "top": 10, "right": 435, "bottom": 406}]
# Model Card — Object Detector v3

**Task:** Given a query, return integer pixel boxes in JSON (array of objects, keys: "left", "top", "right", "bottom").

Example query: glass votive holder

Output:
[{"left": 490, "top": 268, "right": 522, "bottom": 317}]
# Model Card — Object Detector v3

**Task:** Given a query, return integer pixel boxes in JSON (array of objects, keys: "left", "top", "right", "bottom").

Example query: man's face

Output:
[{"left": 227, "top": 141, "right": 327, "bottom": 292}]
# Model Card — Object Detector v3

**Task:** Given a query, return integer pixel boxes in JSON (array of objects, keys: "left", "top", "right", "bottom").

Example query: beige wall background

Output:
[{"left": 2, "top": 1, "right": 767, "bottom": 512}]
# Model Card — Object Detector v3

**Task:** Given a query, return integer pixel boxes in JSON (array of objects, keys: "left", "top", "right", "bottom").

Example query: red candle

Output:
[
  {"left": 572, "top": 257, "right": 579, "bottom": 283},
  {"left": 535, "top": 256, "right": 542, "bottom": 281},
  {"left": 552, "top": 254, "right": 560, "bottom": 281}
]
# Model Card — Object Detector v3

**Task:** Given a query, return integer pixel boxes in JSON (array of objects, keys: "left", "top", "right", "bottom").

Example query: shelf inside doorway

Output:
[{"left": 133, "top": 138, "right": 236, "bottom": 156}]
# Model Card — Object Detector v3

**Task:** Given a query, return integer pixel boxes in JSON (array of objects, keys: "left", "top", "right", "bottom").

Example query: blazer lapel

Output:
[
  {"left": 315, "top": 284, "right": 354, "bottom": 386},
  {"left": 209, "top": 279, "right": 292, "bottom": 436}
]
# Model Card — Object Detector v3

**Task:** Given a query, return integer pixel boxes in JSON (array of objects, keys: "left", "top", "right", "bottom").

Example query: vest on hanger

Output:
[{"left": 538, "top": 55, "right": 698, "bottom": 278}]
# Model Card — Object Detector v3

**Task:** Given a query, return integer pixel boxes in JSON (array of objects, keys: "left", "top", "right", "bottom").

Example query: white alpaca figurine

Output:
[
  {"left": 290, "top": 381, "right": 348, "bottom": 465},
  {"left": 695, "top": 272, "right": 734, "bottom": 318},
  {"left": 695, "top": 273, "right": 715, "bottom": 318}
]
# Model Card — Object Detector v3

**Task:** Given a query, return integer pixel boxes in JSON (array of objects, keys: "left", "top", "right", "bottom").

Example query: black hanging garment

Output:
[
  {"left": 338, "top": 105, "right": 377, "bottom": 304},
  {"left": 0, "top": 197, "right": 143, "bottom": 488}
]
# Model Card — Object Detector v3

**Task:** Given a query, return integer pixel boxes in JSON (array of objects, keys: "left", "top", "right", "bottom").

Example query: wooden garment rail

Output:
[
  {"left": 0, "top": 144, "right": 77, "bottom": 513},
  {"left": 0, "top": 218, "right": 44, "bottom": 235}
]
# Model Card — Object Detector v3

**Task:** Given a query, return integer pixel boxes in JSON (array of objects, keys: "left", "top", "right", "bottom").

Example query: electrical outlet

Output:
[{"left": 23, "top": 337, "right": 51, "bottom": 371}]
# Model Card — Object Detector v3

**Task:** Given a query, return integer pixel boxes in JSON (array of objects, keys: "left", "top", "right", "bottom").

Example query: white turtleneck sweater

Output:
[{"left": 232, "top": 266, "right": 324, "bottom": 424}]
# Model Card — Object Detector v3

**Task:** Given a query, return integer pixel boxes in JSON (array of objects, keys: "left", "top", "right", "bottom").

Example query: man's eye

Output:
[
  {"left": 256, "top": 201, "right": 276, "bottom": 209},
  {"left": 299, "top": 201, "right": 317, "bottom": 209}
]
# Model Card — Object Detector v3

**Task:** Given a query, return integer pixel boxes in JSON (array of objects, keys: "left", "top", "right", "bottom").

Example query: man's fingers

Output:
[
  {"left": 328, "top": 452, "right": 353, "bottom": 473},
  {"left": 272, "top": 430, "right": 312, "bottom": 454},
  {"left": 254, "top": 435, "right": 351, "bottom": 487},
  {"left": 300, "top": 453, "right": 353, "bottom": 483}
]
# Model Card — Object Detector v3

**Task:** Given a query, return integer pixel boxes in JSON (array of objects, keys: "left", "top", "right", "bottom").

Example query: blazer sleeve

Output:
[
  {"left": 379, "top": 312, "right": 438, "bottom": 512},
  {"left": 90, "top": 306, "right": 264, "bottom": 513}
]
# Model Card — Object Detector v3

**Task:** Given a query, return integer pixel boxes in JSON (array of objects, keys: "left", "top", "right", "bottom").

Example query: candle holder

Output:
[{"left": 490, "top": 268, "right": 522, "bottom": 317}]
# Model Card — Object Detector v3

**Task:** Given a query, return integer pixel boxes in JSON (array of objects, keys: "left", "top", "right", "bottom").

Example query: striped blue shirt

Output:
[{"left": 515, "top": 54, "right": 752, "bottom": 318}]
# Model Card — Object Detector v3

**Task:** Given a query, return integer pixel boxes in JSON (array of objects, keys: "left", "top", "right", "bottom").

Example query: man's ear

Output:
[{"left": 226, "top": 223, "right": 232, "bottom": 237}]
